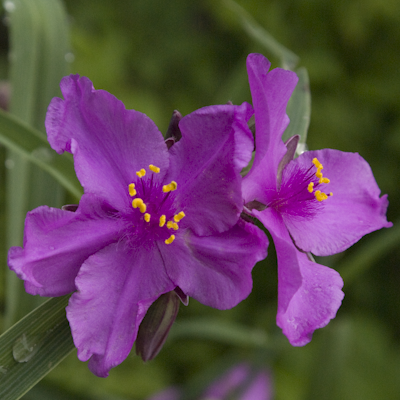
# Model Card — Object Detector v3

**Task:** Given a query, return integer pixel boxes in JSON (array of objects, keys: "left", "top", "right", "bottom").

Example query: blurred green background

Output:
[{"left": 1, "top": 0, "right": 400, "bottom": 399}]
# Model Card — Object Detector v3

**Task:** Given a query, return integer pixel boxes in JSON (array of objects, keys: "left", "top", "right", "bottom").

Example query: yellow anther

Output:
[
  {"left": 320, "top": 177, "right": 330, "bottom": 184},
  {"left": 159, "top": 215, "right": 166, "bottom": 227},
  {"left": 173, "top": 211, "right": 185, "bottom": 222},
  {"left": 316, "top": 170, "right": 323, "bottom": 179},
  {"left": 132, "top": 198, "right": 147, "bottom": 213},
  {"left": 307, "top": 182, "right": 314, "bottom": 193},
  {"left": 128, "top": 183, "right": 137, "bottom": 196},
  {"left": 312, "top": 158, "right": 323, "bottom": 170},
  {"left": 314, "top": 190, "right": 328, "bottom": 202},
  {"left": 330, "top": 192, "right": 333, "bottom": 197},
  {"left": 167, "top": 221, "right": 179, "bottom": 231},
  {"left": 162, "top": 181, "right": 177, "bottom": 193},
  {"left": 165, "top": 234, "right": 175, "bottom": 244},
  {"left": 149, "top": 164, "right": 160, "bottom": 173},
  {"left": 136, "top": 168, "right": 146, "bottom": 178},
  {"left": 144, "top": 213, "right": 151, "bottom": 222}
]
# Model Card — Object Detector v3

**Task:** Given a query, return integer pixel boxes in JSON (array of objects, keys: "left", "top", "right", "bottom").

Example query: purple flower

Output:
[
  {"left": 8, "top": 74, "right": 268, "bottom": 377},
  {"left": 147, "top": 363, "right": 272, "bottom": 400},
  {"left": 242, "top": 53, "right": 392, "bottom": 346},
  {"left": 203, "top": 363, "right": 272, "bottom": 400}
]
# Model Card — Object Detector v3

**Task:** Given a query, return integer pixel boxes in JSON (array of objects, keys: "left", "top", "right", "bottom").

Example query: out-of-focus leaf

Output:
[
  {"left": 4, "top": 0, "right": 70, "bottom": 327},
  {"left": 0, "top": 109, "right": 82, "bottom": 199},
  {"left": 337, "top": 221, "right": 400, "bottom": 285},
  {"left": 283, "top": 67, "right": 311, "bottom": 154},
  {"left": 222, "top": 0, "right": 299, "bottom": 70},
  {"left": 0, "top": 296, "right": 74, "bottom": 400},
  {"left": 169, "top": 318, "right": 271, "bottom": 349}
]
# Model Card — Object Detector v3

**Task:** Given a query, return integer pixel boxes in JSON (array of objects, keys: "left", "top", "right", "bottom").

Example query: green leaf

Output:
[
  {"left": 283, "top": 67, "right": 311, "bottom": 153},
  {"left": 169, "top": 318, "right": 270, "bottom": 349},
  {"left": 0, "top": 296, "right": 75, "bottom": 400},
  {"left": 0, "top": 109, "right": 82, "bottom": 199},
  {"left": 4, "top": 0, "right": 71, "bottom": 327},
  {"left": 222, "top": 0, "right": 299, "bottom": 70}
]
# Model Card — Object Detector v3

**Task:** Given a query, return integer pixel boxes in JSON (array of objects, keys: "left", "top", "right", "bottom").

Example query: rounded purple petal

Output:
[
  {"left": 166, "top": 104, "right": 253, "bottom": 236},
  {"left": 7, "top": 194, "right": 124, "bottom": 296},
  {"left": 283, "top": 149, "right": 392, "bottom": 256},
  {"left": 254, "top": 208, "right": 344, "bottom": 346},
  {"left": 203, "top": 363, "right": 250, "bottom": 398},
  {"left": 240, "top": 370, "right": 273, "bottom": 400},
  {"left": 45, "top": 75, "right": 169, "bottom": 210},
  {"left": 159, "top": 219, "right": 268, "bottom": 310},
  {"left": 67, "top": 242, "right": 175, "bottom": 377},
  {"left": 242, "top": 53, "right": 298, "bottom": 203}
]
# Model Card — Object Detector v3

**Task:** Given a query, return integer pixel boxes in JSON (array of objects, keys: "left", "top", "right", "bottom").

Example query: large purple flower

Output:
[
  {"left": 8, "top": 74, "right": 268, "bottom": 377},
  {"left": 242, "top": 53, "right": 392, "bottom": 346}
]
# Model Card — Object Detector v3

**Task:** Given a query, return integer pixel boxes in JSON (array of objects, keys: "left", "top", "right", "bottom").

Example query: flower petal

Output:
[
  {"left": 45, "top": 75, "right": 169, "bottom": 209},
  {"left": 7, "top": 194, "right": 124, "bottom": 296},
  {"left": 283, "top": 149, "right": 392, "bottom": 256},
  {"left": 166, "top": 103, "right": 253, "bottom": 236},
  {"left": 159, "top": 219, "right": 268, "bottom": 310},
  {"left": 242, "top": 54, "right": 298, "bottom": 203},
  {"left": 66, "top": 242, "right": 175, "bottom": 377},
  {"left": 254, "top": 208, "right": 344, "bottom": 346}
]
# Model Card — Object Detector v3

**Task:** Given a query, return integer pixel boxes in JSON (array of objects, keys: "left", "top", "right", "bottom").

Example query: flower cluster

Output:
[{"left": 7, "top": 54, "right": 391, "bottom": 377}]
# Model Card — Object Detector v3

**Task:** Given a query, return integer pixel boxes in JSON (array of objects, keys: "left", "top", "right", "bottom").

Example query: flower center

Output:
[
  {"left": 265, "top": 157, "right": 332, "bottom": 219},
  {"left": 128, "top": 164, "right": 185, "bottom": 245}
]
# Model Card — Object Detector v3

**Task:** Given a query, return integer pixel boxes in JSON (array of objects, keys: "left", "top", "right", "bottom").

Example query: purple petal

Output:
[
  {"left": 7, "top": 194, "right": 124, "bottom": 296},
  {"left": 254, "top": 208, "right": 344, "bottom": 346},
  {"left": 159, "top": 220, "right": 268, "bottom": 309},
  {"left": 242, "top": 54, "right": 298, "bottom": 203},
  {"left": 203, "top": 363, "right": 250, "bottom": 398},
  {"left": 240, "top": 370, "right": 273, "bottom": 400},
  {"left": 45, "top": 75, "right": 169, "bottom": 209},
  {"left": 283, "top": 149, "right": 392, "bottom": 256},
  {"left": 166, "top": 103, "right": 253, "bottom": 236},
  {"left": 67, "top": 242, "right": 175, "bottom": 377}
]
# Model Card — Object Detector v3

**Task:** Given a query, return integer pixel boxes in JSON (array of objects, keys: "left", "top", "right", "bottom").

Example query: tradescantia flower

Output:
[
  {"left": 7, "top": 74, "right": 268, "bottom": 377},
  {"left": 242, "top": 53, "right": 392, "bottom": 346},
  {"left": 146, "top": 363, "right": 272, "bottom": 400}
]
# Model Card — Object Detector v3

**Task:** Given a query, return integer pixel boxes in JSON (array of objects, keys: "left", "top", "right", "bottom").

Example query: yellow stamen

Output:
[
  {"left": 167, "top": 221, "right": 179, "bottom": 230},
  {"left": 144, "top": 213, "right": 151, "bottom": 222},
  {"left": 307, "top": 182, "right": 314, "bottom": 193},
  {"left": 149, "top": 164, "right": 160, "bottom": 173},
  {"left": 159, "top": 215, "right": 166, "bottom": 227},
  {"left": 165, "top": 234, "right": 175, "bottom": 244},
  {"left": 136, "top": 168, "right": 146, "bottom": 178},
  {"left": 128, "top": 183, "right": 137, "bottom": 197},
  {"left": 132, "top": 198, "right": 147, "bottom": 213},
  {"left": 314, "top": 190, "right": 328, "bottom": 202},
  {"left": 320, "top": 177, "right": 330, "bottom": 184},
  {"left": 316, "top": 170, "right": 323, "bottom": 179},
  {"left": 312, "top": 158, "right": 323, "bottom": 170},
  {"left": 162, "top": 181, "right": 177, "bottom": 193},
  {"left": 128, "top": 183, "right": 137, "bottom": 196},
  {"left": 173, "top": 211, "right": 185, "bottom": 222},
  {"left": 330, "top": 192, "right": 333, "bottom": 197}
]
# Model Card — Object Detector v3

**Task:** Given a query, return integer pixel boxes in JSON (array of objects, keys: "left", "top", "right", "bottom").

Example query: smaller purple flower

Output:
[
  {"left": 8, "top": 75, "right": 268, "bottom": 376},
  {"left": 203, "top": 363, "right": 272, "bottom": 400},
  {"left": 242, "top": 53, "right": 392, "bottom": 346},
  {"left": 147, "top": 363, "right": 272, "bottom": 400}
]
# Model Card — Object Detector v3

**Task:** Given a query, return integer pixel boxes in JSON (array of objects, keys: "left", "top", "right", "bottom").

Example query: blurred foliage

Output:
[{"left": 0, "top": 0, "right": 399, "bottom": 399}]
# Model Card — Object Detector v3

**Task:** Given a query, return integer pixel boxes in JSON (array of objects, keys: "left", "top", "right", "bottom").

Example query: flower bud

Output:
[{"left": 136, "top": 289, "right": 185, "bottom": 361}]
